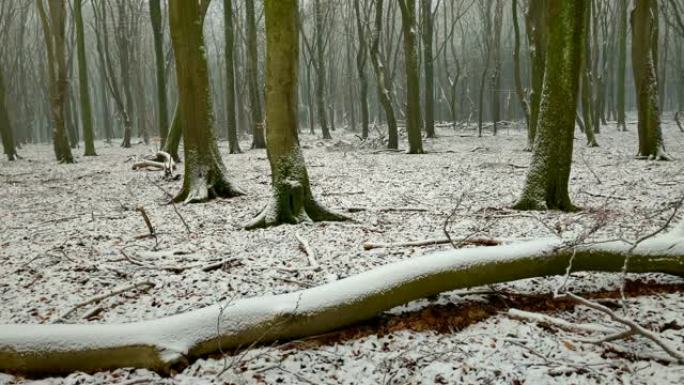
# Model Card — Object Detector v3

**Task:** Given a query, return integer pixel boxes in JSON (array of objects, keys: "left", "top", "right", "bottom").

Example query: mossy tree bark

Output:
[
  {"left": 169, "top": 0, "right": 243, "bottom": 204},
  {"left": 631, "top": 0, "right": 670, "bottom": 160},
  {"left": 514, "top": 0, "right": 587, "bottom": 211},
  {"left": 370, "top": 0, "right": 399, "bottom": 150},
  {"left": 74, "top": 0, "right": 96, "bottom": 156},
  {"left": 399, "top": 0, "right": 424, "bottom": 154},
  {"left": 246, "top": 0, "right": 266, "bottom": 149},
  {"left": 224, "top": 0, "right": 242, "bottom": 154},
  {"left": 353, "top": 0, "right": 370, "bottom": 140},
  {"left": 149, "top": 0, "right": 169, "bottom": 149},
  {"left": 246, "top": 0, "right": 348, "bottom": 229},
  {"left": 0, "top": 65, "right": 17, "bottom": 161},
  {"left": 36, "top": 0, "right": 74, "bottom": 164},
  {"left": 524, "top": 0, "right": 548, "bottom": 150}
]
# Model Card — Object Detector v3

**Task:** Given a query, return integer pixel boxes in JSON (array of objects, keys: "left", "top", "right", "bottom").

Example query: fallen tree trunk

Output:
[{"left": 2, "top": 223, "right": 684, "bottom": 375}]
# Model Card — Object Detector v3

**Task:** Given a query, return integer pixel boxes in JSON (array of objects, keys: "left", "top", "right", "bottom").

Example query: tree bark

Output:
[
  {"left": 512, "top": 0, "right": 530, "bottom": 139},
  {"left": 421, "top": 0, "right": 435, "bottom": 138},
  {"left": 399, "top": 0, "right": 424, "bottom": 154},
  {"left": 169, "top": 0, "right": 243, "bottom": 203},
  {"left": 353, "top": 0, "right": 370, "bottom": 140},
  {"left": 514, "top": 0, "right": 587, "bottom": 211},
  {"left": 246, "top": 0, "right": 266, "bottom": 149},
  {"left": 150, "top": 0, "right": 169, "bottom": 148},
  {"left": 3, "top": 222, "right": 684, "bottom": 375},
  {"left": 617, "top": 0, "right": 628, "bottom": 131},
  {"left": 632, "top": 0, "right": 669, "bottom": 160},
  {"left": 525, "top": 0, "right": 548, "bottom": 149},
  {"left": 245, "top": 0, "right": 347, "bottom": 229},
  {"left": 0, "top": 63, "right": 17, "bottom": 161},
  {"left": 224, "top": 0, "right": 241, "bottom": 154},
  {"left": 36, "top": 0, "right": 74, "bottom": 164},
  {"left": 74, "top": 0, "right": 96, "bottom": 156}
]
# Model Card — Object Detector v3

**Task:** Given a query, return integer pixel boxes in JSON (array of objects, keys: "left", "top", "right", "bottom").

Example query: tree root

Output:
[
  {"left": 2, "top": 221, "right": 684, "bottom": 375},
  {"left": 173, "top": 176, "right": 244, "bottom": 204}
]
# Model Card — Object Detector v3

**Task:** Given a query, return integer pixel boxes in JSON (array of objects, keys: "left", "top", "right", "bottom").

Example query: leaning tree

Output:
[
  {"left": 245, "top": 0, "right": 347, "bottom": 229},
  {"left": 513, "top": 0, "right": 587, "bottom": 211},
  {"left": 632, "top": 0, "right": 670, "bottom": 160},
  {"left": 169, "top": 0, "right": 243, "bottom": 203}
]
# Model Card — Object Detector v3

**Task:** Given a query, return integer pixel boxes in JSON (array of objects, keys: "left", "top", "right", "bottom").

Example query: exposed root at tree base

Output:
[{"left": 173, "top": 179, "right": 244, "bottom": 204}]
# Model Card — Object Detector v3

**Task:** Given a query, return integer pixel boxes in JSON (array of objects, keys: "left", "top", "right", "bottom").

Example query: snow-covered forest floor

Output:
[{"left": 1, "top": 122, "right": 684, "bottom": 385}]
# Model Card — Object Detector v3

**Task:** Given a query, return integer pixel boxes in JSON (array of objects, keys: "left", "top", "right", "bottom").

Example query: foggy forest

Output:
[{"left": 1, "top": 0, "right": 684, "bottom": 384}]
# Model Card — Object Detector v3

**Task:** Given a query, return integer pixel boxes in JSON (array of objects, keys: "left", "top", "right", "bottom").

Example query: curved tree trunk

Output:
[
  {"left": 514, "top": 0, "right": 587, "bottom": 211},
  {"left": 245, "top": 0, "right": 347, "bottom": 229},
  {"left": 3, "top": 222, "right": 684, "bottom": 375},
  {"left": 169, "top": 0, "right": 243, "bottom": 203},
  {"left": 632, "top": 0, "right": 669, "bottom": 160}
]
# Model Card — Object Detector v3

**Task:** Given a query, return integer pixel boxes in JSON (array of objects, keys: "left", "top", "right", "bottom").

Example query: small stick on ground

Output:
[
  {"left": 363, "top": 237, "right": 502, "bottom": 251},
  {"left": 53, "top": 281, "right": 155, "bottom": 323},
  {"left": 136, "top": 206, "right": 155, "bottom": 236},
  {"left": 507, "top": 308, "right": 615, "bottom": 334},
  {"left": 295, "top": 232, "right": 319, "bottom": 270},
  {"left": 346, "top": 207, "right": 429, "bottom": 213}
]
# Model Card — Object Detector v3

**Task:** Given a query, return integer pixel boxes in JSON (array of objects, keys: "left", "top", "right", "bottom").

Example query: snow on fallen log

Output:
[{"left": 1, "top": 222, "right": 684, "bottom": 375}]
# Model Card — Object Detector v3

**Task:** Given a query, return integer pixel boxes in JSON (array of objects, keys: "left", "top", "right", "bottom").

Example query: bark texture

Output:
[
  {"left": 169, "top": 0, "right": 243, "bottom": 203},
  {"left": 74, "top": 0, "right": 96, "bottom": 156},
  {"left": 514, "top": 0, "right": 587, "bottom": 211},
  {"left": 399, "top": 0, "right": 424, "bottom": 153},
  {"left": 246, "top": 0, "right": 347, "bottom": 229}
]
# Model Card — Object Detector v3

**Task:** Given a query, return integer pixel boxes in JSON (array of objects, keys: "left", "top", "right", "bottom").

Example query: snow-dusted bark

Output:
[
  {"left": 2, "top": 221, "right": 684, "bottom": 375},
  {"left": 169, "top": 0, "right": 243, "bottom": 204},
  {"left": 514, "top": 0, "right": 586, "bottom": 211},
  {"left": 632, "top": 0, "right": 670, "bottom": 160},
  {"left": 246, "top": 0, "right": 346, "bottom": 229}
]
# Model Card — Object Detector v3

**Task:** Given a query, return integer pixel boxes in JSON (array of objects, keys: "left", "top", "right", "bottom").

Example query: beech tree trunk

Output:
[
  {"left": 353, "top": 0, "right": 370, "bottom": 140},
  {"left": 246, "top": 0, "right": 266, "bottom": 149},
  {"left": 0, "top": 64, "right": 17, "bottom": 161},
  {"left": 525, "top": 0, "right": 548, "bottom": 149},
  {"left": 421, "top": 0, "right": 435, "bottom": 138},
  {"left": 632, "top": 0, "right": 669, "bottom": 160},
  {"left": 3, "top": 221, "right": 684, "bottom": 375},
  {"left": 224, "top": 0, "right": 241, "bottom": 154},
  {"left": 399, "top": 0, "right": 424, "bottom": 154},
  {"left": 74, "top": 0, "right": 96, "bottom": 156},
  {"left": 245, "top": 0, "right": 347, "bottom": 229},
  {"left": 149, "top": 0, "right": 169, "bottom": 148},
  {"left": 514, "top": 0, "right": 587, "bottom": 211},
  {"left": 169, "top": 0, "right": 243, "bottom": 203}
]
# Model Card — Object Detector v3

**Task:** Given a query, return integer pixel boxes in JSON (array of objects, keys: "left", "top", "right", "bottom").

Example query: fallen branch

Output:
[
  {"left": 132, "top": 152, "right": 175, "bottom": 176},
  {"left": 507, "top": 308, "right": 615, "bottom": 334},
  {"left": 363, "top": 237, "right": 502, "bottom": 251},
  {"left": 346, "top": 207, "right": 429, "bottom": 213},
  {"left": 121, "top": 250, "right": 239, "bottom": 274},
  {"left": 136, "top": 206, "right": 155, "bottom": 236},
  {"left": 2, "top": 221, "right": 684, "bottom": 375},
  {"left": 558, "top": 292, "right": 684, "bottom": 363},
  {"left": 295, "top": 232, "right": 319, "bottom": 270},
  {"left": 52, "top": 281, "right": 155, "bottom": 323}
]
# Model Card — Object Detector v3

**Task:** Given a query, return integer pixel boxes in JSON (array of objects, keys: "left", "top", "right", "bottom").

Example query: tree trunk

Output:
[
  {"left": 490, "top": 0, "right": 503, "bottom": 136},
  {"left": 370, "top": 0, "right": 399, "bottom": 149},
  {"left": 421, "top": 0, "right": 435, "bottom": 138},
  {"left": 3, "top": 222, "right": 684, "bottom": 375},
  {"left": 37, "top": 0, "right": 74, "bottom": 164},
  {"left": 632, "top": 0, "right": 669, "bottom": 160},
  {"left": 525, "top": 0, "right": 548, "bottom": 149},
  {"left": 224, "top": 0, "right": 241, "bottom": 154},
  {"left": 354, "top": 0, "right": 370, "bottom": 139},
  {"left": 74, "top": 0, "right": 96, "bottom": 156},
  {"left": 579, "top": 0, "right": 599, "bottom": 147},
  {"left": 512, "top": 0, "right": 530, "bottom": 139},
  {"left": 617, "top": 0, "right": 628, "bottom": 131},
  {"left": 313, "top": 0, "right": 332, "bottom": 140},
  {"left": 169, "top": 0, "right": 243, "bottom": 203},
  {"left": 150, "top": 0, "right": 169, "bottom": 148},
  {"left": 246, "top": 0, "right": 266, "bottom": 149},
  {"left": 246, "top": 0, "right": 347, "bottom": 229},
  {"left": 0, "top": 66, "right": 17, "bottom": 161},
  {"left": 514, "top": 0, "right": 586, "bottom": 211},
  {"left": 399, "top": 0, "right": 424, "bottom": 154}
]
